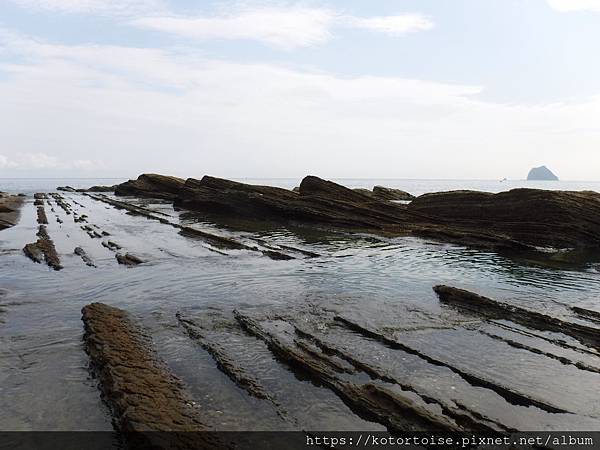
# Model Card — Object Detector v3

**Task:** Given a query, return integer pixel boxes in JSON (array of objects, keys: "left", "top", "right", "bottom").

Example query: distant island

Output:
[{"left": 527, "top": 165, "right": 559, "bottom": 181}]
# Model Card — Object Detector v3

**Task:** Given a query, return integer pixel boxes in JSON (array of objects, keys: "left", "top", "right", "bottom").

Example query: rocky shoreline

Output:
[
  {"left": 74, "top": 173, "right": 600, "bottom": 261},
  {"left": 2, "top": 176, "right": 600, "bottom": 441}
]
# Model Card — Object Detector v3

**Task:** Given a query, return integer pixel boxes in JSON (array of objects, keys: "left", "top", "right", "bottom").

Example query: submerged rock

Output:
[
  {"left": 433, "top": 285, "right": 600, "bottom": 349},
  {"left": 115, "top": 252, "right": 144, "bottom": 266},
  {"left": 372, "top": 186, "right": 415, "bottom": 201},
  {"left": 234, "top": 311, "right": 464, "bottom": 433},
  {"left": 527, "top": 166, "right": 559, "bottom": 181},
  {"left": 74, "top": 247, "right": 95, "bottom": 267},
  {"left": 115, "top": 173, "right": 185, "bottom": 200}
]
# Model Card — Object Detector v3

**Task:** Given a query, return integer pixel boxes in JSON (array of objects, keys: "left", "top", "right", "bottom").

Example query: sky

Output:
[{"left": 0, "top": 0, "right": 599, "bottom": 180}]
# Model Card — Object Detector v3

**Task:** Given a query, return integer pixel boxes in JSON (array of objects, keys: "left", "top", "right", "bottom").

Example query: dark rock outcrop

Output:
[
  {"left": 108, "top": 173, "right": 600, "bottom": 257},
  {"left": 372, "top": 186, "right": 415, "bottom": 201},
  {"left": 0, "top": 192, "right": 24, "bottom": 231},
  {"left": 527, "top": 166, "right": 559, "bottom": 181},
  {"left": 115, "top": 174, "right": 185, "bottom": 200},
  {"left": 82, "top": 185, "right": 117, "bottom": 193},
  {"left": 56, "top": 186, "right": 76, "bottom": 192},
  {"left": 176, "top": 175, "right": 412, "bottom": 230},
  {"left": 57, "top": 185, "right": 116, "bottom": 192},
  {"left": 82, "top": 303, "right": 219, "bottom": 448},
  {"left": 74, "top": 247, "right": 96, "bottom": 267},
  {"left": 115, "top": 253, "right": 144, "bottom": 266},
  {"left": 37, "top": 206, "right": 48, "bottom": 225},
  {"left": 23, "top": 225, "right": 62, "bottom": 270},
  {"left": 408, "top": 188, "right": 600, "bottom": 250}
]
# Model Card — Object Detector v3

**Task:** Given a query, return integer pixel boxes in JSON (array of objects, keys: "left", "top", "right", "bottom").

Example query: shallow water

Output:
[{"left": 1, "top": 179, "right": 600, "bottom": 431}]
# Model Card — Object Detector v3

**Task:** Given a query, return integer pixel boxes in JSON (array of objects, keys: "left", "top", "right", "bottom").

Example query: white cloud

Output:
[
  {"left": 344, "top": 14, "right": 434, "bottom": 36},
  {"left": 0, "top": 150, "right": 102, "bottom": 171},
  {"left": 9, "top": 0, "right": 165, "bottom": 16},
  {"left": 131, "top": 6, "right": 434, "bottom": 50},
  {"left": 547, "top": 0, "right": 600, "bottom": 13},
  {"left": 0, "top": 31, "right": 599, "bottom": 179},
  {"left": 9, "top": 1, "right": 435, "bottom": 49},
  {"left": 132, "top": 6, "right": 337, "bottom": 50},
  {"left": 0, "top": 155, "right": 17, "bottom": 169}
]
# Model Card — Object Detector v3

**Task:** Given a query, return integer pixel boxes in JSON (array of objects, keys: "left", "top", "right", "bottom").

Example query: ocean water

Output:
[
  {"left": 2, "top": 177, "right": 600, "bottom": 196},
  {"left": 1, "top": 178, "right": 600, "bottom": 434}
]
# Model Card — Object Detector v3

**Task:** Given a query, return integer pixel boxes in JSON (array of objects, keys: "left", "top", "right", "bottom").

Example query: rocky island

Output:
[{"left": 527, "top": 165, "right": 559, "bottom": 181}]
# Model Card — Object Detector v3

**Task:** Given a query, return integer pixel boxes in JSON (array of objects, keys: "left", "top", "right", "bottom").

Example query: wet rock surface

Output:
[
  {"left": 82, "top": 303, "right": 221, "bottom": 448},
  {"left": 0, "top": 192, "right": 24, "bottom": 231},
  {"left": 74, "top": 247, "right": 96, "bottom": 267},
  {"left": 434, "top": 285, "right": 600, "bottom": 349},
  {"left": 23, "top": 225, "right": 62, "bottom": 270},
  {"left": 86, "top": 192, "right": 296, "bottom": 260},
  {"left": 115, "top": 252, "right": 145, "bottom": 266}
]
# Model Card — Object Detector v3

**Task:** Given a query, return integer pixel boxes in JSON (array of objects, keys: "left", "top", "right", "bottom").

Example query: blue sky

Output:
[{"left": 0, "top": 0, "right": 599, "bottom": 179}]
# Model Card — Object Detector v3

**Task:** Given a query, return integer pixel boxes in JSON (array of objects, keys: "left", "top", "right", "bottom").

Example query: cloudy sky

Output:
[{"left": 1, "top": 0, "right": 599, "bottom": 180}]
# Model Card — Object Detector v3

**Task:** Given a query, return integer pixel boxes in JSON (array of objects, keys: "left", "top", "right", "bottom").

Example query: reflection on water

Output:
[{"left": 1, "top": 183, "right": 600, "bottom": 431}]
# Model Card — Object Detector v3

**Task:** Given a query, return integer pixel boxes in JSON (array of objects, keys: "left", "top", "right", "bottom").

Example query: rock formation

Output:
[
  {"left": 408, "top": 188, "right": 600, "bottom": 250},
  {"left": 0, "top": 192, "right": 24, "bottom": 231},
  {"left": 352, "top": 188, "right": 374, "bottom": 197},
  {"left": 175, "top": 175, "right": 411, "bottom": 230},
  {"left": 353, "top": 186, "right": 414, "bottom": 201},
  {"left": 85, "top": 185, "right": 117, "bottom": 193},
  {"left": 433, "top": 285, "right": 600, "bottom": 349},
  {"left": 372, "top": 186, "right": 415, "bottom": 201},
  {"left": 527, "top": 166, "right": 559, "bottom": 181},
  {"left": 115, "top": 173, "right": 186, "bottom": 200},
  {"left": 23, "top": 225, "right": 62, "bottom": 270},
  {"left": 108, "top": 174, "right": 600, "bottom": 257},
  {"left": 82, "top": 303, "right": 221, "bottom": 448}
]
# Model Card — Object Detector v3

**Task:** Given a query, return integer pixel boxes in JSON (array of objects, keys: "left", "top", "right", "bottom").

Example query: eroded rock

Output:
[
  {"left": 37, "top": 206, "right": 48, "bottom": 224},
  {"left": 433, "top": 285, "right": 600, "bottom": 349},
  {"left": 234, "top": 311, "right": 465, "bottom": 433},
  {"left": 372, "top": 186, "right": 415, "bottom": 201},
  {"left": 74, "top": 247, "right": 96, "bottom": 267},
  {"left": 23, "top": 225, "right": 62, "bottom": 270},
  {"left": 409, "top": 189, "right": 600, "bottom": 250},
  {"left": 176, "top": 175, "right": 409, "bottom": 230},
  {"left": 0, "top": 192, "right": 24, "bottom": 231},
  {"left": 115, "top": 253, "right": 144, "bottom": 266},
  {"left": 81, "top": 303, "right": 219, "bottom": 448},
  {"left": 115, "top": 174, "right": 185, "bottom": 200}
]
